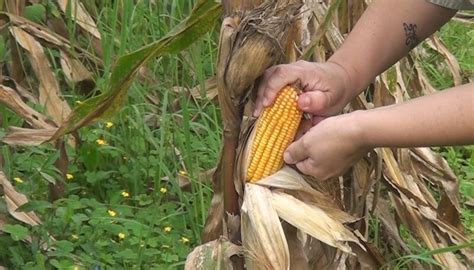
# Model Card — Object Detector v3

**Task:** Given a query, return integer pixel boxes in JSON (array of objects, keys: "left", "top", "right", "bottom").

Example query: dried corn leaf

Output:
[
  {"left": 60, "top": 51, "right": 93, "bottom": 86},
  {"left": 402, "top": 51, "right": 437, "bottom": 96},
  {"left": 0, "top": 171, "right": 42, "bottom": 226},
  {"left": 4, "top": 13, "right": 102, "bottom": 65},
  {"left": 171, "top": 77, "right": 218, "bottom": 101},
  {"left": 373, "top": 74, "right": 396, "bottom": 107},
  {"left": 0, "top": 84, "right": 55, "bottom": 129},
  {"left": 10, "top": 26, "right": 71, "bottom": 125},
  {"left": 271, "top": 190, "right": 360, "bottom": 253},
  {"left": 381, "top": 148, "right": 467, "bottom": 269},
  {"left": 411, "top": 147, "right": 460, "bottom": 212},
  {"left": 0, "top": 214, "right": 7, "bottom": 233},
  {"left": 0, "top": 76, "right": 37, "bottom": 103},
  {"left": 426, "top": 35, "right": 462, "bottom": 86},
  {"left": 185, "top": 237, "right": 242, "bottom": 270},
  {"left": 370, "top": 197, "right": 425, "bottom": 270},
  {"left": 1, "top": 127, "right": 57, "bottom": 146},
  {"left": 6, "top": 13, "right": 71, "bottom": 49},
  {"left": 256, "top": 166, "right": 358, "bottom": 223},
  {"left": 56, "top": 0, "right": 101, "bottom": 40},
  {"left": 281, "top": 222, "right": 310, "bottom": 270},
  {"left": 242, "top": 184, "right": 289, "bottom": 270}
]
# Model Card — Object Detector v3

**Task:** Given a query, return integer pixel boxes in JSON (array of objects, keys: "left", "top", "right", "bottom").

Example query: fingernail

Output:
[
  {"left": 299, "top": 95, "right": 310, "bottom": 109},
  {"left": 283, "top": 152, "right": 293, "bottom": 164},
  {"left": 262, "top": 97, "right": 269, "bottom": 106}
]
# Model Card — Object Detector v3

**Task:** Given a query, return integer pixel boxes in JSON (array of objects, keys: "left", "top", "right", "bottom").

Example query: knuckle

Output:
[{"left": 300, "top": 136, "right": 311, "bottom": 149}]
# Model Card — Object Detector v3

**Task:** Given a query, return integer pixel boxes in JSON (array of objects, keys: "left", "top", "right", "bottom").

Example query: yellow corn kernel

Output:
[{"left": 247, "top": 86, "right": 302, "bottom": 182}]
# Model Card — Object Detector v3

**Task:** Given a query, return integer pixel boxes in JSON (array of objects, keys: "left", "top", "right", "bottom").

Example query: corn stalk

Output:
[{"left": 189, "top": 0, "right": 473, "bottom": 269}]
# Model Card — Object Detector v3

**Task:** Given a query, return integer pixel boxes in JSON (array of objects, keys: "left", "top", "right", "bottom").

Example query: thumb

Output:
[
  {"left": 297, "top": 91, "right": 330, "bottom": 115},
  {"left": 283, "top": 138, "right": 308, "bottom": 164}
]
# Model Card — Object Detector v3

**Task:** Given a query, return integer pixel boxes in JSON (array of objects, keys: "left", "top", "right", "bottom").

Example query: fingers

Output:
[
  {"left": 253, "top": 63, "right": 305, "bottom": 117},
  {"left": 295, "top": 159, "right": 332, "bottom": 181},
  {"left": 283, "top": 137, "right": 309, "bottom": 164},
  {"left": 297, "top": 91, "right": 331, "bottom": 115}
]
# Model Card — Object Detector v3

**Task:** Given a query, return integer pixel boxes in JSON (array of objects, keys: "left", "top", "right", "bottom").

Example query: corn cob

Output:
[{"left": 247, "top": 86, "right": 302, "bottom": 182}]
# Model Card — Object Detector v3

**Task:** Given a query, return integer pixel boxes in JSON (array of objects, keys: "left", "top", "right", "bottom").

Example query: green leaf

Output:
[
  {"left": 38, "top": 171, "right": 56, "bottom": 184},
  {"left": 3, "top": 224, "right": 29, "bottom": 241},
  {"left": 50, "top": 240, "right": 74, "bottom": 256},
  {"left": 16, "top": 201, "right": 52, "bottom": 213},
  {"left": 50, "top": 0, "right": 222, "bottom": 141},
  {"left": 24, "top": 4, "right": 46, "bottom": 23}
]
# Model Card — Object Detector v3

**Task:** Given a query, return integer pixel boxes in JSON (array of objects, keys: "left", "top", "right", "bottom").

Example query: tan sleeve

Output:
[{"left": 427, "top": 0, "right": 474, "bottom": 9}]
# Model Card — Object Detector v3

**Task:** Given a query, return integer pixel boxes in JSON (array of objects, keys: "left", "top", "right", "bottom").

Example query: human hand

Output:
[
  {"left": 253, "top": 60, "right": 355, "bottom": 124},
  {"left": 283, "top": 111, "right": 370, "bottom": 180}
]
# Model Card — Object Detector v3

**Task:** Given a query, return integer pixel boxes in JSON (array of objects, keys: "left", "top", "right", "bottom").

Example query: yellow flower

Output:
[
  {"left": 13, "top": 177, "right": 24, "bottom": 183},
  {"left": 108, "top": 209, "right": 117, "bottom": 217},
  {"left": 178, "top": 170, "right": 187, "bottom": 176},
  {"left": 118, "top": 232, "right": 125, "bottom": 240},
  {"left": 105, "top": 122, "right": 114, "bottom": 128},
  {"left": 96, "top": 139, "right": 107, "bottom": 145},
  {"left": 73, "top": 266, "right": 80, "bottom": 270},
  {"left": 163, "top": 226, "right": 172, "bottom": 232},
  {"left": 75, "top": 100, "right": 83, "bottom": 105},
  {"left": 121, "top": 191, "right": 130, "bottom": 198},
  {"left": 180, "top": 236, "right": 190, "bottom": 244},
  {"left": 71, "top": 234, "right": 79, "bottom": 240},
  {"left": 66, "top": 173, "right": 74, "bottom": 180},
  {"left": 160, "top": 187, "right": 167, "bottom": 194}
]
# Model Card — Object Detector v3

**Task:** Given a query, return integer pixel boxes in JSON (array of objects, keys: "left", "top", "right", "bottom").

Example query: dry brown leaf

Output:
[
  {"left": 271, "top": 190, "right": 360, "bottom": 253},
  {"left": 185, "top": 237, "right": 242, "bottom": 270},
  {"left": 60, "top": 51, "right": 94, "bottom": 87},
  {"left": 10, "top": 26, "right": 71, "bottom": 125},
  {"left": 1, "top": 127, "right": 57, "bottom": 146},
  {"left": 7, "top": 13, "right": 70, "bottom": 49},
  {"left": 202, "top": 165, "right": 224, "bottom": 243},
  {"left": 256, "top": 166, "right": 358, "bottom": 224},
  {"left": 401, "top": 50, "right": 437, "bottom": 96},
  {"left": 4, "top": 13, "right": 102, "bottom": 65},
  {"left": 370, "top": 198, "right": 425, "bottom": 269},
  {"left": 373, "top": 74, "right": 396, "bottom": 107},
  {"left": 0, "top": 171, "right": 42, "bottom": 226},
  {"left": 56, "top": 0, "right": 101, "bottom": 40},
  {"left": 190, "top": 76, "right": 218, "bottom": 100},
  {"left": 426, "top": 35, "right": 462, "bottom": 86},
  {"left": 0, "top": 214, "right": 7, "bottom": 231},
  {"left": 241, "top": 184, "right": 289, "bottom": 270},
  {"left": 282, "top": 222, "right": 310, "bottom": 270},
  {"left": 381, "top": 148, "right": 467, "bottom": 269},
  {"left": 0, "top": 76, "right": 38, "bottom": 103},
  {"left": 0, "top": 84, "right": 55, "bottom": 129},
  {"left": 411, "top": 147, "right": 460, "bottom": 211}
]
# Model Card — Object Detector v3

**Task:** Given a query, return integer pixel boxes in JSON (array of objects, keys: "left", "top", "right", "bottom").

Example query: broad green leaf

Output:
[
  {"left": 24, "top": 4, "right": 46, "bottom": 23},
  {"left": 50, "top": 0, "right": 222, "bottom": 141},
  {"left": 3, "top": 224, "right": 29, "bottom": 241},
  {"left": 16, "top": 201, "right": 53, "bottom": 213}
]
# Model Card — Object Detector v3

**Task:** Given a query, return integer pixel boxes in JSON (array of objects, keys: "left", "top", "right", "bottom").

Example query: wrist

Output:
[
  {"left": 326, "top": 58, "right": 360, "bottom": 106},
  {"left": 346, "top": 110, "right": 373, "bottom": 149},
  {"left": 328, "top": 53, "right": 371, "bottom": 96}
]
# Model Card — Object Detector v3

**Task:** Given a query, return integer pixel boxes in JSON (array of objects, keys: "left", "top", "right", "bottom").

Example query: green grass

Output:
[
  {"left": 1, "top": 1, "right": 220, "bottom": 269},
  {"left": 0, "top": 2, "right": 472, "bottom": 269}
]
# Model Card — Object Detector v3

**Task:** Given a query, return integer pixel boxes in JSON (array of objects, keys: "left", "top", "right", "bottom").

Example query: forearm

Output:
[
  {"left": 328, "top": 0, "right": 456, "bottom": 95},
  {"left": 357, "top": 83, "right": 474, "bottom": 148}
]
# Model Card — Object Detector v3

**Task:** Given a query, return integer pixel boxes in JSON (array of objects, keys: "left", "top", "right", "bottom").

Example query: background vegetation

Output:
[{"left": 0, "top": 1, "right": 472, "bottom": 269}]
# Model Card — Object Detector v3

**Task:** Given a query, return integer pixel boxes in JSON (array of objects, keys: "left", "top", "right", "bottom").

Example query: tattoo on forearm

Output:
[{"left": 403, "top": 22, "right": 419, "bottom": 49}]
